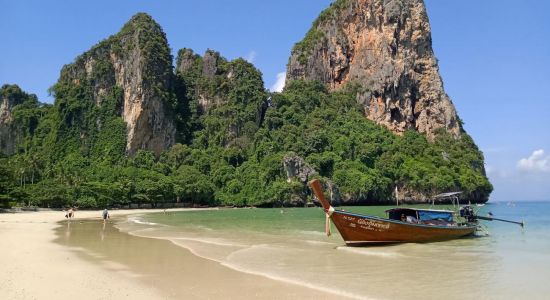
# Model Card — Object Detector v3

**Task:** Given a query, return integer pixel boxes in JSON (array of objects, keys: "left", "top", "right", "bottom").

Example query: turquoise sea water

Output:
[{"left": 123, "top": 202, "right": 549, "bottom": 299}]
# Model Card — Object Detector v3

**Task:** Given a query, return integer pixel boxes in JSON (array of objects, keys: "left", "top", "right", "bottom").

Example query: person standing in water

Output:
[{"left": 102, "top": 209, "right": 109, "bottom": 223}]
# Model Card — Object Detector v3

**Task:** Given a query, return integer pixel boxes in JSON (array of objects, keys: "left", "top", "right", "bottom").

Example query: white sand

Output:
[
  {"left": 0, "top": 209, "right": 183, "bottom": 299},
  {"left": 0, "top": 209, "right": 344, "bottom": 300}
]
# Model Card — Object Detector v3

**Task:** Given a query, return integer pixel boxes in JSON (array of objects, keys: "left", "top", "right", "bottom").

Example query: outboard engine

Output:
[{"left": 459, "top": 206, "right": 477, "bottom": 223}]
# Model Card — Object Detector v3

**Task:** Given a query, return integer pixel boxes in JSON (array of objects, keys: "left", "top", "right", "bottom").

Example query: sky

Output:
[{"left": 1, "top": 0, "right": 549, "bottom": 201}]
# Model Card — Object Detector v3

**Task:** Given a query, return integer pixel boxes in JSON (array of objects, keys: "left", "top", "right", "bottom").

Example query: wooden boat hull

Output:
[
  {"left": 308, "top": 179, "right": 477, "bottom": 245},
  {"left": 330, "top": 210, "right": 476, "bottom": 245}
]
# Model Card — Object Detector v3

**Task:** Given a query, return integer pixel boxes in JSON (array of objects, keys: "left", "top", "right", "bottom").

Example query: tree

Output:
[{"left": 0, "top": 158, "right": 14, "bottom": 207}]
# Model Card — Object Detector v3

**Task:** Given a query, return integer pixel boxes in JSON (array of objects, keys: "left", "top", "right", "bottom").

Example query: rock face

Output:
[
  {"left": 0, "top": 87, "right": 21, "bottom": 155},
  {"left": 175, "top": 48, "right": 230, "bottom": 113},
  {"left": 0, "top": 85, "right": 40, "bottom": 156},
  {"left": 58, "top": 13, "right": 175, "bottom": 156},
  {"left": 324, "top": 180, "right": 342, "bottom": 206},
  {"left": 287, "top": 0, "right": 461, "bottom": 138},
  {"left": 282, "top": 155, "right": 345, "bottom": 206},
  {"left": 175, "top": 48, "right": 269, "bottom": 147},
  {"left": 176, "top": 48, "right": 200, "bottom": 76},
  {"left": 283, "top": 154, "right": 317, "bottom": 184}
]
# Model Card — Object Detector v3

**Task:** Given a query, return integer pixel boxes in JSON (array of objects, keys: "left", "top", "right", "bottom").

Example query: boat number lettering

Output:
[{"left": 343, "top": 215, "right": 390, "bottom": 232}]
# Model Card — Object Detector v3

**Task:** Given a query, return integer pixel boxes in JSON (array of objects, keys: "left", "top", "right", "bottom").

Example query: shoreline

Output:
[
  {"left": 0, "top": 209, "right": 168, "bottom": 299},
  {"left": 123, "top": 222, "right": 368, "bottom": 300},
  {"left": 0, "top": 208, "right": 346, "bottom": 300}
]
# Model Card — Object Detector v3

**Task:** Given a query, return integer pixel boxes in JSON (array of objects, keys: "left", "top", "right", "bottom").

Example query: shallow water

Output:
[
  {"left": 59, "top": 202, "right": 550, "bottom": 299},
  {"left": 53, "top": 218, "right": 341, "bottom": 299}
]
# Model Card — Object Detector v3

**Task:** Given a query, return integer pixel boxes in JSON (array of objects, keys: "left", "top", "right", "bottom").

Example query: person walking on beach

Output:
[
  {"left": 102, "top": 209, "right": 110, "bottom": 223},
  {"left": 68, "top": 207, "right": 74, "bottom": 220}
]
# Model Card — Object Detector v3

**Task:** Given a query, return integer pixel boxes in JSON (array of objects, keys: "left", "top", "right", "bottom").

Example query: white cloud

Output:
[
  {"left": 517, "top": 149, "right": 550, "bottom": 172},
  {"left": 271, "top": 72, "right": 286, "bottom": 92},
  {"left": 245, "top": 51, "right": 256, "bottom": 63}
]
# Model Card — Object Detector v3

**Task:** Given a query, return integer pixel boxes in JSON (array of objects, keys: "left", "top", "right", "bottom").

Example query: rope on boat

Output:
[
  {"left": 326, "top": 213, "right": 331, "bottom": 236},
  {"left": 325, "top": 206, "right": 335, "bottom": 236}
]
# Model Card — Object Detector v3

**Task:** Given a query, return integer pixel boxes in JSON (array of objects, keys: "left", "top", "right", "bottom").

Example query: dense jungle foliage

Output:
[
  {"left": 0, "top": 14, "right": 491, "bottom": 209},
  {"left": 0, "top": 79, "right": 491, "bottom": 209}
]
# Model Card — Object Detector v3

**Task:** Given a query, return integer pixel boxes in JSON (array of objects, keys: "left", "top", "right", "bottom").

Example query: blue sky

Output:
[{"left": 1, "top": 0, "right": 549, "bottom": 201}]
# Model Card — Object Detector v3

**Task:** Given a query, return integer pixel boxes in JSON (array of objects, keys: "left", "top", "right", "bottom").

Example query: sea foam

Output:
[{"left": 336, "top": 246, "right": 403, "bottom": 258}]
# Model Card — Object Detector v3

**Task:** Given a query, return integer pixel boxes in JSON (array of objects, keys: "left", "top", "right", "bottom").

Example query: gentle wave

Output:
[
  {"left": 336, "top": 246, "right": 403, "bottom": 258},
  {"left": 167, "top": 239, "right": 226, "bottom": 263},
  {"left": 297, "top": 230, "right": 326, "bottom": 236},
  {"left": 194, "top": 225, "right": 214, "bottom": 231},
  {"left": 127, "top": 217, "right": 159, "bottom": 226},
  {"left": 126, "top": 230, "right": 248, "bottom": 262},
  {"left": 125, "top": 229, "right": 376, "bottom": 300},
  {"left": 221, "top": 244, "right": 376, "bottom": 300},
  {"left": 172, "top": 237, "right": 247, "bottom": 248},
  {"left": 220, "top": 260, "right": 376, "bottom": 300},
  {"left": 303, "top": 240, "right": 334, "bottom": 245}
]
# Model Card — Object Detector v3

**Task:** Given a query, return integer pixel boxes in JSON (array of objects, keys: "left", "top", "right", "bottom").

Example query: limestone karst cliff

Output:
[
  {"left": 287, "top": 0, "right": 461, "bottom": 139},
  {"left": 0, "top": 85, "right": 45, "bottom": 156},
  {"left": 0, "top": 86, "right": 24, "bottom": 155},
  {"left": 54, "top": 13, "right": 175, "bottom": 156},
  {"left": 0, "top": 11, "right": 491, "bottom": 208},
  {"left": 174, "top": 48, "right": 269, "bottom": 147},
  {"left": 176, "top": 49, "right": 228, "bottom": 114}
]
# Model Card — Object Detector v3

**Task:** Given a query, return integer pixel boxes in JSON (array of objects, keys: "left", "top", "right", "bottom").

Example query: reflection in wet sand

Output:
[
  {"left": 54, "top": 219, "right": 345, "bottom": 299},
  {"left": 56, "top": 220, "right": 496, "bottom": 299}
]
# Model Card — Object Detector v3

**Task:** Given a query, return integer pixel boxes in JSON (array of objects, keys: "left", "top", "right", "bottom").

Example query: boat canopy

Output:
[
  {"left": 417, "top": 210, "right": 453, "bottom": 222},
  {"left": 386, "top": 208, "right": 455, "bottom": 214},
  {"left": 386, "top": 208, "right": 455, "bottom": 223}
]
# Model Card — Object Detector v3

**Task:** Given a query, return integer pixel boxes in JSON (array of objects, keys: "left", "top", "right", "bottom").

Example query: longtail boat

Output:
[{"left": 308, "top": 179, "right": 522, "bottom": 245}]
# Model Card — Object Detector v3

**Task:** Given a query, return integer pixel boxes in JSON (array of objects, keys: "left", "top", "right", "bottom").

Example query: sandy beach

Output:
[
  {"left": 0, "top": 209, "right": 165, "bottom": 299},
  {"left": 0, "top": 209, "right": 342, "bottom": 300}
]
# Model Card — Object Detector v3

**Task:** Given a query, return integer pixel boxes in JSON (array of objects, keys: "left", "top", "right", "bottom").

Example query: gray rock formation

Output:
[
  {"left": 175, "top": 48, "right": 228, "bottom": 113},
  {"left": 0, "top": 88, "right": 20, "bottom": 155},
  {"left": 282, "top": 155, "right": 346, "bottom": 206},
  {"left": 324, "top": 180, "right": 342, "bottom": 206},
  {"left": 202, "top": 50, "right": 220, "bottom": 79},
  {"left": 282, "top": 154, "right": 316, "bottom": 206},
  {"left": 174, "top": 48, "right": 268, "bottom": 142},
  {"left": 287, "top": 0, "right": 461, "bottom": 139},
  {"left": 0, "top": 85, "right": 39, "bottom": 156},
  {"left": 175, "top": 48, "right": 256, "bottom": 113},
  {"left": 176, "top": 48, "right": 200, "bottom": 75},
  {"left": 58, "top": 13, "right": 175, "bottom": 156},
  {"left": 283, "top": 154, "right": 317, "bottom": 184}
]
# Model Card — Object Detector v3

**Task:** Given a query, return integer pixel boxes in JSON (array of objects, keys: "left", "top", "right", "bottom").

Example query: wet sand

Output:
[
  {"left": 0, "top": 210, "right": 162, "bottom": 299},
  {"left": 0, "top": 209, "right": 343, "bottom": 300}
]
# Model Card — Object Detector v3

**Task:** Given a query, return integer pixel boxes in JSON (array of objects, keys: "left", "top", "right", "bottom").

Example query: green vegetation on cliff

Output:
[
  {"left": 1, "top": 79, "right": 491, "bottom": 208},
  {"left": 0, "top": 13, "right": 491, "bottom": 209}
]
